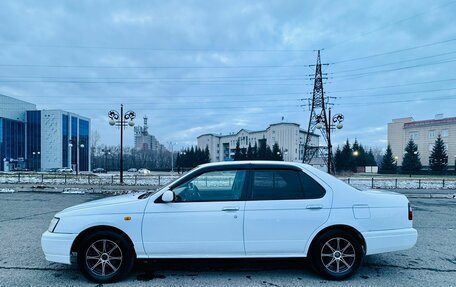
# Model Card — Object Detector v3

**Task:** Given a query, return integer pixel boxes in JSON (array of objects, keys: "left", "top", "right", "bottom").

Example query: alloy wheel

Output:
[
  {"left": 320, "top": 237, "right": 356, "bottom": 274},
  {"left": 85, "top": 239, "right": 123, "bottom": 277}
]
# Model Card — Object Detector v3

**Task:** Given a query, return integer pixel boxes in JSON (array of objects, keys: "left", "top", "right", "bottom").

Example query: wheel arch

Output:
[
  {"left": 71, "top": 225, "right": 136, "bottom": 257},
  {"left": 307, "top": 224, "right": 366, "bottom": 256}
]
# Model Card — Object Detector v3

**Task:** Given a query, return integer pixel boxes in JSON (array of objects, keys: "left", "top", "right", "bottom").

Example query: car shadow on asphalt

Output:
[{"left": 133, "top": 258, "right": 317, "bottom": 281}]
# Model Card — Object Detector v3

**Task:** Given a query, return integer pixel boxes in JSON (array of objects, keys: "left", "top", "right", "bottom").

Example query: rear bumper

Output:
[
  {"left": 363, "top": 228, "right": 417, "bottom": 255},
  {"left": 41, "top": 231, "right": 78, "bottom": 264}
]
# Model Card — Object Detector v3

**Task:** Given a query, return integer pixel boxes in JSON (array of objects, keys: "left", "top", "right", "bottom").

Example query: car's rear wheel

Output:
[
  {"left": 309, "top": 230, "right": 364, "bottom": 280},
  {"left": 77, "top": 230, "right": 135, "bottom": 283}
]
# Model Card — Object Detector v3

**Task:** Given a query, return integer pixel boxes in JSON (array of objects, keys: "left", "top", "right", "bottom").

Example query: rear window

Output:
[{"left": 299, "top": 171, "right": 326, "bottom": 199}]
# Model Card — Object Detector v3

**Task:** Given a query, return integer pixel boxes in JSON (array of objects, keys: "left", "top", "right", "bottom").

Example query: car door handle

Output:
[
  {"left": 222, "top": 207, "right": 240, "bottom": 212},
  {"left": 306, "top": 204, "right": 323, "bottom": 210}
]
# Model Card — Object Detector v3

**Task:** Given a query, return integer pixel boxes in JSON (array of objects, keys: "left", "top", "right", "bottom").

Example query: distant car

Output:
[
  {"left": 12, "top": 167, "right": 29, "bottom": 172},
  {"left": 137, "top": 168, "right": 151, "bottom": 175},
  {"left": 92, "top": 168, "right": 107, "bottom": 173},
  {"left": 127, "top": 168, "right": 137, "bottom": 172},
  {"left": 42, "top": 161, "right": 417, "bottom": 283},
  {"left": 45, "top": 168, "right": 60, "bottom": 173},
  {"left": 57, "top": 167, "right": 73, "bottom": 173}
]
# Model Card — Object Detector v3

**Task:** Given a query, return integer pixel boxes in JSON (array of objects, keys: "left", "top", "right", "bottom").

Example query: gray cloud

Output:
[{"left": 0, "top": 0, "right": 454, "bottom": 150}]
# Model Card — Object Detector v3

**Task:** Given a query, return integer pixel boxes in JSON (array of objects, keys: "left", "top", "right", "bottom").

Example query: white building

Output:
[
  {"left": 197, "top": 122, "right": 319, "bottom": 163},
  {"left": 388, "top": 115, "right": 456, "bottom": 167}
]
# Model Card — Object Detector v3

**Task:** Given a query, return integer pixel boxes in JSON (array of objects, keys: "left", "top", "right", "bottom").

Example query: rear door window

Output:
[
  {"left": 299, "top": 171, "right": 326, "bottom": 199},
  {"left": 250, "top": 169, "right": 304, "bottom": 200}
]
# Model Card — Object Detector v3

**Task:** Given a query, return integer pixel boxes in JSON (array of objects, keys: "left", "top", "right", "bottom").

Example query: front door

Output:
[
  {"left": 244, "top": 168, "right": 332, "bottom": 256},
  {"left": 142, "top": 169, "right": 247, "bottom": 257}
]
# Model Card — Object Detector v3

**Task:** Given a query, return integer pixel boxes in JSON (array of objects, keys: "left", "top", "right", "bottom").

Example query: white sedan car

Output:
[{"left": 42, "top": 161, "right": 417, "bottom": 283}]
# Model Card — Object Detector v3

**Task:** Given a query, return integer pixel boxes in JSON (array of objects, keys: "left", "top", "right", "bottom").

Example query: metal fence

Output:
[
  {"left": 342, "top": 177, "right": 456, "bottom": 190},
  {"left": 1, "top": 173, "right": 456, "bottom": 190},
  {"left": 0, "top": 173, "right": 180, "bottom": 186}
]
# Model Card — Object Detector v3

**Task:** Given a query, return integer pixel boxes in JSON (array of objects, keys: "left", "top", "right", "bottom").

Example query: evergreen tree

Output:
[
  {"left": 234, "top": 141, "right": 242, "bottom": 161},
  {"left": 258, "top": 139, "right": 267, "bottom": 159},
  {"left": 240, "top": 148, "right": 248, "bottom": 161},
  {"left": 366, "top": 149, "right": 377, "bottom": 166},
  {"left": 252, "top": 142, "right": 258, "bottom": 160},
  {"left": 247, "top": 143, "right": 253, "bottom": 160},
  {"left": 379, "top": 145, "right": 397, "bottom": 174},
  {"left": 351, "top": 139, "right": 361, "bottom": 169},
  {"left": 401, "top": 139, "right": 422, "bottom": 174},
  {"left": 341, "top": 139, "right": 355, "bottom": 172},
  {"left": 358, "top": 144, "right": 367, "bottom": 166},
  {"left": 271, "top": 143, "right": 283, "bottom": 161},
  {"left": 265, "top": 145, "right": 273, "bottom": 160},
  {"left": 429, "top": 135, "right": 448, "bottom": 171},
  {"left": 204, "top": 146, "right": 210, "bottom": 163},
  {"left": 334, "top": 146, "right": 343, "bottom": 172}
]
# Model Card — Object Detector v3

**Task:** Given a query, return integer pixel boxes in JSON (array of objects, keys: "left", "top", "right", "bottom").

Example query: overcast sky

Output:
[{"left": 0, "top": 0, "right": 455, "bottom": 150}]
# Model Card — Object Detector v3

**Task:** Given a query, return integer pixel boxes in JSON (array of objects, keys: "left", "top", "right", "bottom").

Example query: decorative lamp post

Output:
[
  {"left": 108, "top": 105, "right": 136, "bottom": 184},
  {"left": 315, "top": 108, "right": 344, "bottom": 174}
]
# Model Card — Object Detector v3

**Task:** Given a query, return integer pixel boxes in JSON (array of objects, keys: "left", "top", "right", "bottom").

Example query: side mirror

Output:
[{"left": 162, "top": 190, "right": 175, "bottom": 203}]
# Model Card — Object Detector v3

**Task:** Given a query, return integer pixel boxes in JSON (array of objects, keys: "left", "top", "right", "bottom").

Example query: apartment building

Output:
[{"left": 387, "top": 115, "right": 455, "bottom": 167}]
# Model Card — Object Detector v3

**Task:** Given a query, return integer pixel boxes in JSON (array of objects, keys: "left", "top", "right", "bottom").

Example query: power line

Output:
[
  {"left": 0, "top": 42, "right": 315, "bottom": 53},
  {"left": 0, "top": 79, "right": 309, "bottom": 86},
  {"left": 327, "top": 78, "right": 456, "bottom": 93},
  {"left": 338, "top": 94, "right": 456, "bottom": 106},
  {"left": 324, "top": 0, "right": 456, "bottom": 50},
  {"left": 333, "top": 58, "right": 456, "bottom": 79},
  {"left": 0, "top": 63, "right": 313, "bottom": 69},
  {"left": 0, "top": 74, "right": 310, "bottom": 80},
  {"left": 0, "top": 97, "right": 302, "bottom": 105},
  {"left": 339, "top": 87, "right": 456, "bottom": 99},
  {"left": 329, "top": 37, "right": 456, "bottom": 64},
  {"left": 331, "top": 51, "right": 456, "bottom": 74}
]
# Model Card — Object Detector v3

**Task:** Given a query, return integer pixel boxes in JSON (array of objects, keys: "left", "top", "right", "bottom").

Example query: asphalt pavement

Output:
[{"left": 0, "top": 191, "right": 455, "bottom": 286}]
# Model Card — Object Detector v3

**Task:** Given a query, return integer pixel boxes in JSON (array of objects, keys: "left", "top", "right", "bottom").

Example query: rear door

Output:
[{"left": 243, "top": 168, "right": 332, "bottom": 256}]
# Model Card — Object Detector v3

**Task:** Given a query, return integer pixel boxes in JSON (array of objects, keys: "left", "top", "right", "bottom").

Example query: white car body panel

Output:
[
  {"left": 142, "top": 200, "right": 246, "bottom": 257},
  {"left": 41, "top": 161, "right": 417, "bottom": 265}
]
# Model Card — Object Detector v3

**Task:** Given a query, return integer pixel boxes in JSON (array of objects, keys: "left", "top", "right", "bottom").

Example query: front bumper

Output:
[
  {"left": 41, "top": 231, "right": 78, "bottom": 264},
  {"left": 363, "top": 228, "right": 417, "bottom": 255}
]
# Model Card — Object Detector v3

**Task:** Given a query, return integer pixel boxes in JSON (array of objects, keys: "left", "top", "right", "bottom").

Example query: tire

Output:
[
  {"left": 309, "top": 230, "right": 364, "bottom": 280},
  {"left": 77, "top": 230, "right": 135, "bottom": 283}
]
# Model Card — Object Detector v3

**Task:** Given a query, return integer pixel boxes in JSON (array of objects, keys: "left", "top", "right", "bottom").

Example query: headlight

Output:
[{"left": 48, "top": 217, "right": 60, "bottom": 233}]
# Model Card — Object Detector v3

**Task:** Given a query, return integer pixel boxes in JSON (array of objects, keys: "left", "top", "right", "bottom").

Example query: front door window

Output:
[{"left": 173, "top": 169, "right": 246, "bottom": 202}]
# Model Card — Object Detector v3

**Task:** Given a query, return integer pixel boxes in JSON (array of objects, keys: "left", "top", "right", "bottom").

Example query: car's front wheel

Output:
[
  {"left": 309, "top": 230, "right": 364, "bottom": 280},
  {"left": 77, "top": 230, "right": 135, "bottom": 283}
]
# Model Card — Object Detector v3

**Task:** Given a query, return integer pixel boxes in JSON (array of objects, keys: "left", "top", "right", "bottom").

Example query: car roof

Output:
[
  {"left": 198, "top": 160, "right": 307, "bottom": 168},
  {"left": 194, "top": 160, "right": 310, "bottom": 171}
]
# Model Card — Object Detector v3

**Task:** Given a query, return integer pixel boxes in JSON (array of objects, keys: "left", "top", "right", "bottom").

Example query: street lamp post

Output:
[
  {"left": 168, "top": 142, "right": 177, "bottom": 173},
  {"left": 108, "top": 105, "right": 136, "bottom": 184},
  {"left": 69, "top": 140, "right": 85, "bottom": 176},
  {"left": 31, "top": 151, "right": 40, "bottom": 171},
  {"left": 315, "top": 108, "right": 344, "bottom": 174}
]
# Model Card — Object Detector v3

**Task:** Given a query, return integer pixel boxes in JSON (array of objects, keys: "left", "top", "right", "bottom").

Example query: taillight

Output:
[{"left": 408, "top": 202, "right": 413, "bottom": 220}]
